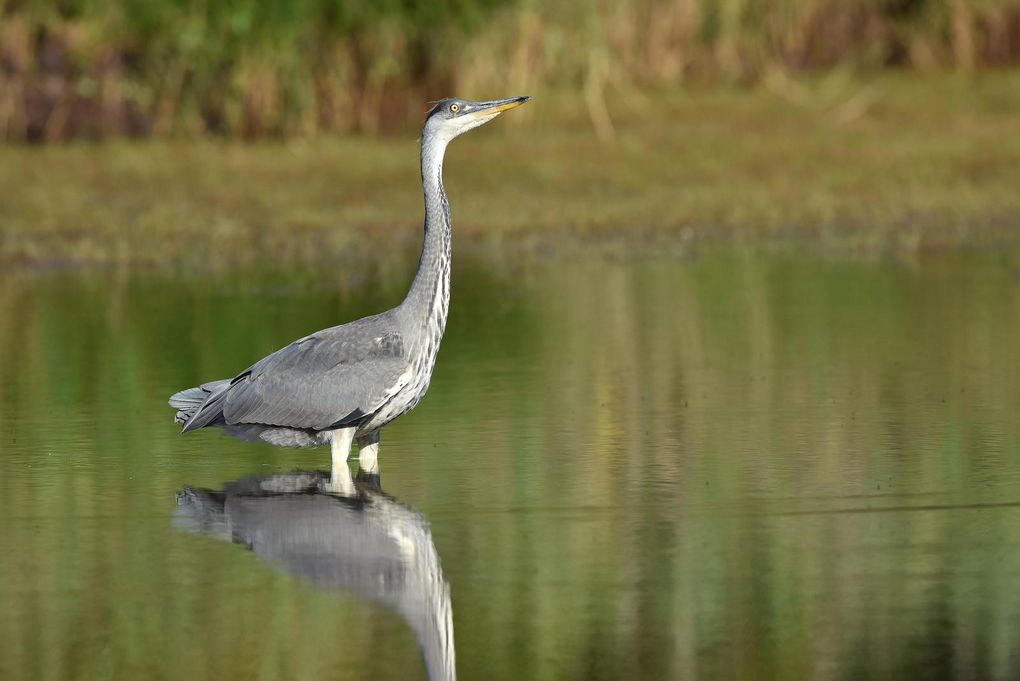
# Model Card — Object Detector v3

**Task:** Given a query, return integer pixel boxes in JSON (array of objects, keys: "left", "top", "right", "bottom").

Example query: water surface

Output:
[{"left": 2, "top": 251, "right": 1019, "bottom": 680}]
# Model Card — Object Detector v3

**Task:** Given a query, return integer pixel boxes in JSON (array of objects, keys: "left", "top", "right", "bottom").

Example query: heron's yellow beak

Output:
[{"left": 469, "top": 96, "right": 531, "bottom": 118}]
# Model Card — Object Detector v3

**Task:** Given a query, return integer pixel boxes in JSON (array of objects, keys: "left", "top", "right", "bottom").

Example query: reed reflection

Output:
[{"left": 176, "top": 465, "right": 455, "bottom": 681}]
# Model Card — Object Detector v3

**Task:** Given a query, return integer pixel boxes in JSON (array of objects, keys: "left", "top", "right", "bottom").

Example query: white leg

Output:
[
  {"left": 328, "top": 427, "right": 357, "bottom": 494},
  {"left": 357, "top": 431, "right": 380, "bottom": 475},
  {"left": 331, "top": 427, "right": 356, "bottom": 465}
]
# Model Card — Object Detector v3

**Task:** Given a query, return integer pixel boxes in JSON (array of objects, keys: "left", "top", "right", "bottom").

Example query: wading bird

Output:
[{"left": 169, "top": 96, "right": 529, "bottom": 476}]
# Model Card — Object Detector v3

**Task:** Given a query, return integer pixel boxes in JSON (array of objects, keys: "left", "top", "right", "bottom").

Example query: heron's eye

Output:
[{"left": 450, "top": 103, "right": 460, "bottom": 113}]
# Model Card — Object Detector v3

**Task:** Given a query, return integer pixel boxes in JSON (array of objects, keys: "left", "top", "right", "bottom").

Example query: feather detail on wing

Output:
[
  {"left": 176, "top": 312, "right": 409, "bottom": 434},
  {"left": 219, "top": 317, "right": 408, "bottom": 431}
]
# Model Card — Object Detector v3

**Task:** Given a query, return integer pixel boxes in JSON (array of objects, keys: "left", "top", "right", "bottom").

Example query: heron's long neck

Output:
[{"left": 401, "top": 136, "right": 452, "bottom": 348}]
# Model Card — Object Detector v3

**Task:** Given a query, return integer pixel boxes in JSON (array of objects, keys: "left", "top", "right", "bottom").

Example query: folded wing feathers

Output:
[
  {"left": 171, "top": 316, "right": 407, "bottom": 434},
  {"left": 173, "top": 380, "right": 231, "bottom": 430}
]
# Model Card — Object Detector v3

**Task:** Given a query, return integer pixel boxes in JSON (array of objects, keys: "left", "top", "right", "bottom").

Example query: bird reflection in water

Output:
[{"left": 176, "top": 463, "right": 455, "bottom": 681}]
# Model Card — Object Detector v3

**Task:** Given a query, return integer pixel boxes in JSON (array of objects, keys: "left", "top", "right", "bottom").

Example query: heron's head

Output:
[{"left": 424, "top": 96, "right": 530, "bottom": 142}]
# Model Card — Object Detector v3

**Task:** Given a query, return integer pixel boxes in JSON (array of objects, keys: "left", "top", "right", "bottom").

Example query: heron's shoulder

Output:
[
  {"left": 301, "top": 310, "right": 403, "bottom": 353},
  {"left": 239, "top": 311, "right": 405, "bottom": 380}
]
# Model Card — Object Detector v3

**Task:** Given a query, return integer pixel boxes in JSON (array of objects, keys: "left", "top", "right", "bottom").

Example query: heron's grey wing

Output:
[{"left": 222, "top": 318, "right": 409, "bottom": 431}]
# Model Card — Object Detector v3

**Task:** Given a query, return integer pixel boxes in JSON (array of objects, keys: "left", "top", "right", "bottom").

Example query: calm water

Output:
[{"left": 2, "top": 251, "right": 1020, "bottom": 681}]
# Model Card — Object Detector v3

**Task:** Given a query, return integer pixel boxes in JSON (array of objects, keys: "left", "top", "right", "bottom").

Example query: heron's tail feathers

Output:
[
  {"left": 170, "top": 379, "right": 231, "bottom": 430},
  {"left": 169, "top": 387, "right": 206, "bottom": 414}
]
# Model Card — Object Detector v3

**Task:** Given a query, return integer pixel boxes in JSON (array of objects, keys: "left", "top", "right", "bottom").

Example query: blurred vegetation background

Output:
[{"left": 3, "top": 0, "right": 1020, "bottom": 141}]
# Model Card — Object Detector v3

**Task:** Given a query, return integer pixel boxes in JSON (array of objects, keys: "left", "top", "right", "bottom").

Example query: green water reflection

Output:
[{"left": 1, "top": 251, "right": 1019, "bottom": 681}]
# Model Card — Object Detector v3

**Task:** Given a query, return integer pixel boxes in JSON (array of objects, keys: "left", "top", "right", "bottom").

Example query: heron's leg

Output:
[
  {"left": 329, "top": 427, "right": 356, "bottom": 488},
  {"left": 357, "top": 431, "right": 380, "bottom": 475}
]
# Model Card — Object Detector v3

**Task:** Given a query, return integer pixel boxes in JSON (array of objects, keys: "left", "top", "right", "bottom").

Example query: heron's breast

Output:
[{"left": 361, "top": 272, "right": 449, "bottom": 432}]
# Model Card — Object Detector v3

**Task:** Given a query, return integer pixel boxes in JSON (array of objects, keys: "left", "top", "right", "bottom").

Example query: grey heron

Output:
[{"left": 169, "top": 96, "right": 529, "bottom": 475}]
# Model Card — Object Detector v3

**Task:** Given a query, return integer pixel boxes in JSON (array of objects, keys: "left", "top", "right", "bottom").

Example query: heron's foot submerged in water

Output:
[
  {"left": 325, "top": 427, "right": 355, "bottom": 495},
  {"left": 330, "top": 426, "right": 355, "bottom": 464},
  {"left": 324, "top": 428, "right": 380, "bottom": 495},
  {"left": 323, "top": 461, "right": 356, "bottom": 496},
  {"left": 320, "top": 464, "right": 381, "bottom": 497},
  {"left": 357, "top": 432, "right": 380, "bottom": 475}
]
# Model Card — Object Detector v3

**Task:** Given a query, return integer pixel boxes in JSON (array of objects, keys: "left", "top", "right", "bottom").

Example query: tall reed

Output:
[{"left": 2, "top": 0, "right": 1019, "bottom": 141}]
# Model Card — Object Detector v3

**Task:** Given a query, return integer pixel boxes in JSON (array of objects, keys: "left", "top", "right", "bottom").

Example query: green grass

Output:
[{"left": 2, "top": 73, "right": 1020, "bottom": 269}]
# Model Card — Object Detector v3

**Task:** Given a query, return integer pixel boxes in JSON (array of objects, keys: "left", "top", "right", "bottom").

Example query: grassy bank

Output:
[
  {"left": 3, "top": 0, "right": 1020, "bottom": 140},
  {"left": 2, "top": 74, "right": 1020, "bottom": 269}
]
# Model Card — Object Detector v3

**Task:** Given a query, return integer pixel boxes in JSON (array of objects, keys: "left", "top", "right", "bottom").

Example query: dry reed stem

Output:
[{"left": 2, "top": 0, "right": 1020, "bottom": 140}]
